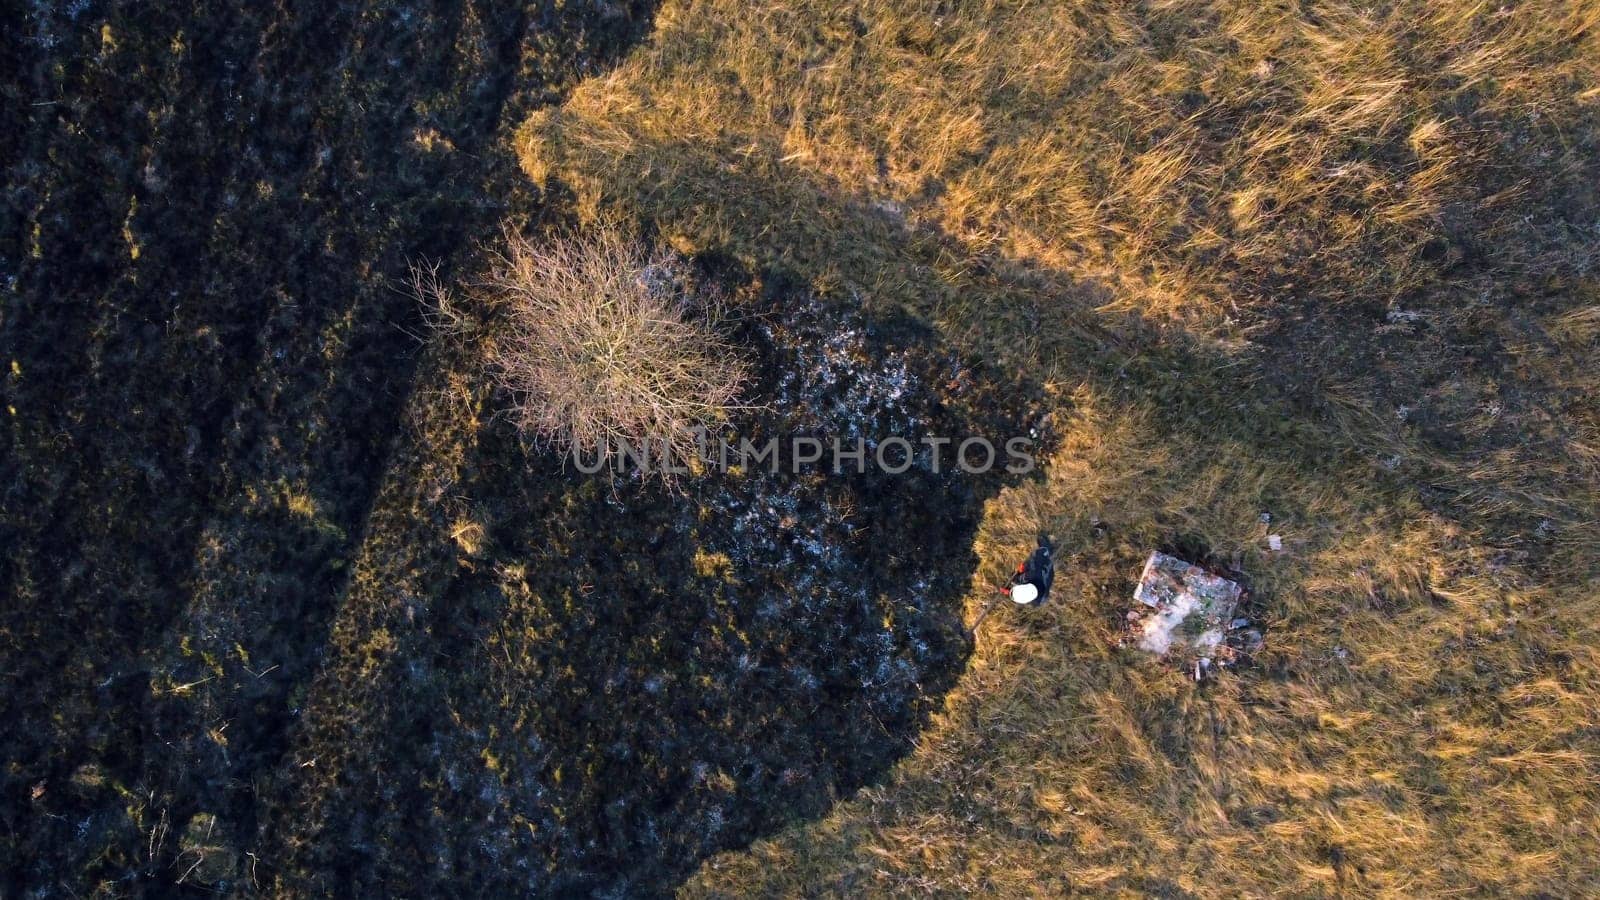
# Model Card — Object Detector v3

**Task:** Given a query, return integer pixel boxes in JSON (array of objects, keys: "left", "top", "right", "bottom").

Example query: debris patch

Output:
[{"left": 1125, "top": 551, "right": 1259, "bottom": 678}]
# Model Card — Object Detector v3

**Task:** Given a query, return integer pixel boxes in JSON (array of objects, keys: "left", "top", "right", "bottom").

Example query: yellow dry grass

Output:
[{"left": 515, "top": 0, "right": 1600, "bottom": 893}]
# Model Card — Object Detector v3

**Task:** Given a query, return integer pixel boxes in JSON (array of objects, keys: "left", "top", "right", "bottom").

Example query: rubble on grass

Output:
[{"left": 1121, "top": 550, "right": 1264, "bottom": 680}]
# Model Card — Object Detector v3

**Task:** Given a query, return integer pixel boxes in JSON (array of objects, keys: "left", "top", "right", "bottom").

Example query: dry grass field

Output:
[
  {"left": 7, "top": 0, "right": 1600, "bottom": 895},
  {"left": 515, "top": 0, "right": 1600, "bottom": 894}
]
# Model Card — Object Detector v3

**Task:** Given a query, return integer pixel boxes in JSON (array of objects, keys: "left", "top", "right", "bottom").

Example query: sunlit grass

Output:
[{"left": 517, "top": 0, "right": 1600, "bottom": 893}]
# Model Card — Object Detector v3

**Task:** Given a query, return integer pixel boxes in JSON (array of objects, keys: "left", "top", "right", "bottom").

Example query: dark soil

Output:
[
  {"left": 0, "top": 3, "right": 1044, "bottom": 896},
  {"left": 266, "top": 271, "right": 1042, "bottom": 896}
]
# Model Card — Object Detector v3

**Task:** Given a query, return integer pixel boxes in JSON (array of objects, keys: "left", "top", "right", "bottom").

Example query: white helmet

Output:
[{"left": 1010, "top": 583, "right": 1039, "bottom": 605}]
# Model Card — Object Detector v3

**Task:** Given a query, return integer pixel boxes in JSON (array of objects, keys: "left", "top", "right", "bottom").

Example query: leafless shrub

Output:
[
  {"left": 481, "top": 224, "right": 748, "bottom": 471},
  {"left": 408, "top": 258, "right": 470, "bottom": 338}
]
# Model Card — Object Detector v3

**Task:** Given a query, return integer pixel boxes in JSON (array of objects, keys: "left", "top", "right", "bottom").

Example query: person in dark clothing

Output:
[
  {"left": 967, "top": 534, "right": 1058, "bottom": 636},
  {"left": 1009, "top": 534, "right": 1054, "bottom": 605}
]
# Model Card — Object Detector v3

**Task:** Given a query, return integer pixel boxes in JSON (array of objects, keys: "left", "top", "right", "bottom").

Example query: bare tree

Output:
[{"left": 479, "top": 224, "right": 748, "bottom": 476}]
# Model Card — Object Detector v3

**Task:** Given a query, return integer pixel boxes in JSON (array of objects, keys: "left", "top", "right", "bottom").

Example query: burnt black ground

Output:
[
  {"left": 0, "top": 3, "right": 1046, "bottom": 897},
  {"left": 267, "top": 270, "right": 1044, "bottom": 896},
  {"left": 1, "top": 0, "right": 656, "bottom": 894}
]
